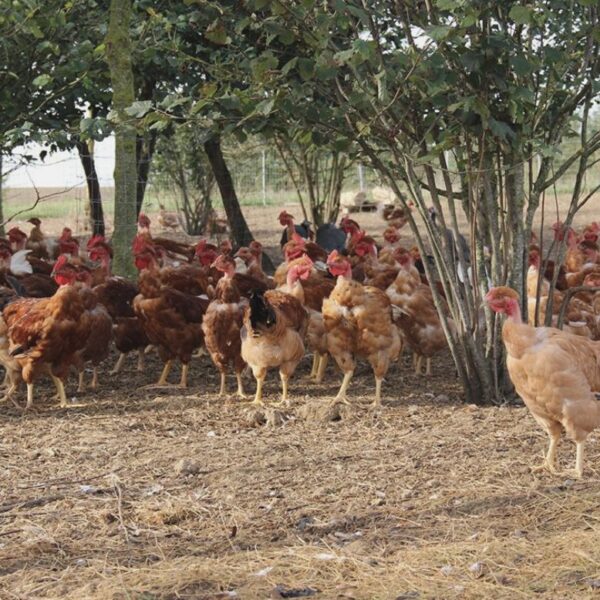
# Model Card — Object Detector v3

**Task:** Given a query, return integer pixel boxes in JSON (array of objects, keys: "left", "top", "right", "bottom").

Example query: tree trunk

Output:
[
  {"left": 75, "top": 139, "right": 104, "bottom": 236},
  {"left": 0, "top": 154, "right": 4, "bottom": 237},
  {"left": 105, "top": 0, "right": 137, "bottom": 277},
  {"left": 204, "top": 136, "right": 275, "bottom": 273},
  {"left": 136, "top": 131, "right": 157, "bottom": 215}
]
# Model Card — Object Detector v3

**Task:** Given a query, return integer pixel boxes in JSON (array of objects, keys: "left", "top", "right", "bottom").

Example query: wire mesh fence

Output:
[{"left": 1, "top": 142, "right": 387, "bottom": 236}]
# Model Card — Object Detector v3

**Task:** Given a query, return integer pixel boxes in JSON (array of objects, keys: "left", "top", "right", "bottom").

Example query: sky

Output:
[{"left": 4, "top": 137, "right": 116, "bottom": 188}]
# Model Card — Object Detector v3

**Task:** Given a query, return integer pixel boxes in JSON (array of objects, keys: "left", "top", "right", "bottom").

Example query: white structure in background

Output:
[{"left": 3, "top": 137, "right": 116, "bottom": 188}]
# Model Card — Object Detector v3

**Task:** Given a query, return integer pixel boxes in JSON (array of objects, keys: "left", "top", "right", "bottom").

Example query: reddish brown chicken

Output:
[
  {"left": 386, "top": 251, "right": 452, "bottom": 375},
  {"left": 278, "top": 255, "right": 329, "bottom": 382},
  {"left": 25, "top": 217, "right": 49, "bottom": 259},
  {"left": 1, "top": 256, "right": 92, "bottom": 408},
  {"left": 133, "top": 241, "right": 209, "bottom": 387},
  {"left": 73, "top": 285, "right": 113, "bottom": 392},
  {"left": 92, "top": 272, "right": 149, "bottom": 374},
  {"left": 323, "top": 251, "right": 401, "bottom": 405},
  {"left": 202, "top": 255, "right": 248, "bottom": 398}
]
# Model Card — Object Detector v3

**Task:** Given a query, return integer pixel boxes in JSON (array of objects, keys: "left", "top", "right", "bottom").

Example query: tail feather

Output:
[{"left": 6, "top": 275, "right": 27, "bottom": 297}]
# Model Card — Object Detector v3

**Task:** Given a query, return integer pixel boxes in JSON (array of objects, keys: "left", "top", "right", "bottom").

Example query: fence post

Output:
[{"left": 358, "top": 163, "right": 364, "bottom": 191}]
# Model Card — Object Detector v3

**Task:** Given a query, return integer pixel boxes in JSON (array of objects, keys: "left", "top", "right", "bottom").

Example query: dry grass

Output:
[
  {"left": 1, "top": 195, "right": 600, "bottom": 598},
  {"left": 0, "top": 348, "right": 599, "bottom": 599}
]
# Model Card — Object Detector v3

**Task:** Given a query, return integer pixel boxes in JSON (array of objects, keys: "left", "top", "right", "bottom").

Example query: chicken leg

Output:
[
  {"left": 531, "top": 429, "right": 561, "bottom": 475},
  {"left": 26, "top": 382, "right": 34, "bottom": 410},
  {"left": 156, "top": 360, "right": 173, "bottom": 386},
  {"left": 91, "top": 368, "right": 99, "bottom": 389},
  {"left": 218, "top": 372, "right": 227, "bottom": 396},
  {"left": 332, "top": 370, "right": 353, "bottom": 405},
  {"left": 179, "top": 363, "right": 189, "bottom": 388},
  {"left": 425, "top": 358, "right": 432, "bottom": 376},
  {"left": 111, "top": 353, "right": 126, "bottom": 375},
  {"left": 252, "top": 374, "right": 265, "bottom": 406},
  {"left": 235, "top": 372, "right": 247, "bottom": 399},
  {"left": 0, "top": 381, "right": 18, "bottom": 405},
  {"left": 77, "top": 371, "right": 86, "bottom": 393},
  {"left": 50, "top": 374, "right": 68, "bottom": 408},
  {"left": 309, "top": 353, "right": 320, "bottom": 379},
  {"left": 315, "top": 353, "right": 328, "bottom": 383},
  {"left": 274, "top": 372, "right": 291, "bottom": 407},
  {"left": 574, "top": 441, "right": 585, "bottom": 478},
  {"left": 137, "top": 350, "right": 145, "bottom": 371},
  {"left": 372, "top": 376, "right": 383, "bottom": 407}
]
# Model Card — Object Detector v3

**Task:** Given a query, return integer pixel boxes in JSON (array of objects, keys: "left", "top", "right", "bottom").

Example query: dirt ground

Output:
[
  {"left": 0, "top": 201, "right": 600, "bottom": 598},
  {"left": 0, "top": 348, "right": 599, "bottom": 599}
]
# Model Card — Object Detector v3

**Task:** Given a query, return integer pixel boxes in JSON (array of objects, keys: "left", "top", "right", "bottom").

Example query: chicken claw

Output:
[
  {"left": 235, "top": 373, "right": 247, "bottom": 399},
  {"left": 530, "top": 460, "right": 559, "bottom": 475}
]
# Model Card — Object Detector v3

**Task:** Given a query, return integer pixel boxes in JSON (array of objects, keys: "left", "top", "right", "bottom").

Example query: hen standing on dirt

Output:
[
  {"left": 202, "top": 255, "right": 248, "bottom": 398},
  {"left": 241, "top": 289, "right": 306, "bottom": 406},
  {"left": 486, "top": 286, "right": 600, "bottom": 478},
  {"left": 2, "top": 256, "right": 91, "bottom": 409},
  {"left": 323, "top": 251, "right": 401, "bottom": 406}
]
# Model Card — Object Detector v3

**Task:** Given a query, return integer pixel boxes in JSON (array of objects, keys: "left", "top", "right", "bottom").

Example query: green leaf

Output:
[
  {"left": 315, "top": 64, "right": 337, "bottom": 80},
  {"left": 191, "top": 99, "right": 212, "bottom": 114},
  {"left": 281, "top": 57, "right": 298, "bottom": 75},
  {"left": 298, "top": 58, "right": 315, "bottom": 80},
  {"left": 460, "top": 14, "right": 477, "bottom": 27},
  {"left": 124, "top": 100, "right": 153, "bottom": 118},
  {"left": 255, "top": 97, "right": 275, "bottom": 115},
  {"left": 251, "top": 52, "right": 279, "bottom": 78},
  {"left": 510, "top": 55, "right": 534, "bottom": 76},
  {"left": 32, "top": 74, "right": 52, "bottom": 88},
  {"left": 205, "top": 19, "right": 231, "bottom": 45},
  {"left": 488, "top": 118, "right": 515, "bottom": 142},
  {"left": 509, "top": 6, "right": 533, "bottom": 25},
  {"left": 436, "top": 0, "right": 461, "bottom": 9},
  {"left": 427, "top": 25, "right": 452, "bottom": 41}
]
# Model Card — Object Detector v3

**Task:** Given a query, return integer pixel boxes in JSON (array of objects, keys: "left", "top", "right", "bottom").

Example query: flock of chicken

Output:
[
  {"left": 0, "top": 208, "right": 447, "bottom": 411},
  {"left": 1, "top": 208, "right": 600, "bottom": 477}
]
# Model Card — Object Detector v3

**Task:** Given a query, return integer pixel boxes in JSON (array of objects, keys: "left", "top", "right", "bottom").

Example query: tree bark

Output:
[
  {"left": 105, "top": 0, "right": 137, "bottom": 277},
  {"left": 136, "top": 131, "right": 157, "bottom": 215},
  {"left": 0, "top": 154, "right": 4, "bottom": 237},
  {"left": 75, "top": 139, "right": 104, "bottom": 236},
  {"left": 204, "top": 136, "right": 275, "bottom": 273}
]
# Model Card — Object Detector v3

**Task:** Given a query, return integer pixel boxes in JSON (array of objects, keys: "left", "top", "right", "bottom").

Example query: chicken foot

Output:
[
  {"left": 273, "top": 372, "right": 291, "bottom": 407},
  {"left": 235, "top": 372, "right": 247, "bottom": 399},
  {"left": 331, "top": 370, "right": 354, "bottom": 405},
  {"left": 315, "top": 354, "right": 328, "bottom": 383},
  {"left": 111, "top": 353, "right": 126, "bottom": 375},
  {"left": 309, "top": 353, "right": 320, "bottom": 379},
  {"left": 372, "top": 376, "right": 383, "bottom": 407},
  {"left": 179, "top": 363, "right": 189, "bottom": 388},
  {"left": 91, "top": 368, "right": 99, "bottom": 389},
  {"left": 219, "top": 371, "right": 247, "bottom": 398},
  {"left": 50, "top": 374, "right": 68, "bottom": 408},
  {"left": 77, "top": 371, "right": 86, "bottom": 394},
  {"left": 252, "top": 374, "right": 265, "bottom": 406},
  {"left": 218, "top": 372, "right": 227, "bottom": 396},
  {"left": 0, "top": 381, "right": 18, "bottom": 405},
  {"left": 26, "top": 382, "right": 34, "bottom": 410},
  {"left": 531, "top": 431, "right": 561, "bottom": 475}
]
